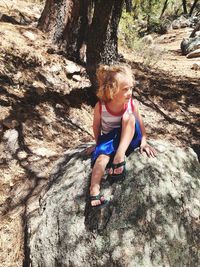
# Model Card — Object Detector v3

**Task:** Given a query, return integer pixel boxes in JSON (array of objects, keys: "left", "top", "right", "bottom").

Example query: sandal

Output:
[
  {"left": 89, "top": 194, "right": 109, "bottom": 209},
  {"left": 107, "top": 161, "right": 126, "bottom": 184}
]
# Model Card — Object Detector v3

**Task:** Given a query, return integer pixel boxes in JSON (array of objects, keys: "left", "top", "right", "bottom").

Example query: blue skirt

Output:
[{"left": 91, "top": 120, "right": 142, "bottom": 167}]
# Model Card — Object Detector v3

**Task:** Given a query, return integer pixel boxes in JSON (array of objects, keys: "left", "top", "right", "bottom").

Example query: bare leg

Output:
[
  {"left": 90, "top": 154, "right": 110, "bottom": 206},
  {"left": 111, "top": 113, "right": 135, "bottom": 174}
]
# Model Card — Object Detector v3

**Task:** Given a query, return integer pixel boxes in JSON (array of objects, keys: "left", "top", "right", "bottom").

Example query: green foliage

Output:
[
  {"left": 119, "top": 11, "right": 139, "bottom": 49},
  {"left": 119, "top": 1, "right": 169, "bottom": 67},
  {"left": 120, "top": 0, "right": 200, "bottom": 41}
]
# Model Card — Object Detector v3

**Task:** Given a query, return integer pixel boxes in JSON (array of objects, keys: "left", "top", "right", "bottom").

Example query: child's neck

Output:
[{"left": 107, "top": 100, "right": 127, "bottom": 112}]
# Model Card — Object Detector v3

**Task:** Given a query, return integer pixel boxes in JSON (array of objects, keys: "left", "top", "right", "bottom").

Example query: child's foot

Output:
[
  {"left": 107, "top": 156, "right": 126, "bottom": 184},
  {"left": 109, "top": 155, "right": 125, "bottom": 175},
  {"left": 89, "top": 194, "right": 108, "bottom": 208},
  {"left": 90, "top": 185, "right": 103, "bottom": 207}
]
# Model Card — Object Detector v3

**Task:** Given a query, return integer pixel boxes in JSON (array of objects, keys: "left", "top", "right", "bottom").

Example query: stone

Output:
[
  {"left": 181, "top": 36, "right": 200, "bottom": 55},
  {"left": 3, "top": 118, "right": 20, "bottom": 129},
  {"left": 26, "top": 140, "right": 200, "bottom": 267},
  {"left": 0, "top": 11, "right": 31, "bottom": 25},
  {"left": 65, "top": 62, "right": 81, "bottom": 74},
  {"left": 23, "top": 31, "right": 37, "bottom": 41},
  {"left": 47, "top": 64, "right": 62, "bottom": 73},
  {"left": 72, "top": 74, "right": 82, "bottom": 82},
  {"left": 187, "top": 49, "right": 200, "bottom": 59},
  {"left": 191, "top": 62, "right": 200, "bottom": 70},
  {"left": 3, "top": 129, "right": 19, "bottom": 154},
  {"left": 31, "top": 147, "right": 57, "bottom": 158},
  {"left": 195, "top": 31, "right": 200, "bottom": 37},
  {"left": 17, "top": 151, "right": 28, "bottom": 160},
  {"left": 32, "top": 81, "right": 46, "bottom": 95},
  {"left": 172, "top": 20, "right": 180, "bottom": 29},
  {"left": 142, "top": 35, "right": 154, "bottom": 45}
]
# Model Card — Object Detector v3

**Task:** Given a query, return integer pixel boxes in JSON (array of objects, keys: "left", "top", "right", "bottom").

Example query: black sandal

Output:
[
  {"left": 107, "top": 161, "right": 126, "bottom": 184},
  {"left": 89, "top": 194, "right": 109, "bottom": 209}
]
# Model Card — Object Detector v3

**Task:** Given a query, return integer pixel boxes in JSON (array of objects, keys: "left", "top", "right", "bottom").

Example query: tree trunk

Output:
[
  {"left": 38, "top": 0, "right": 91, "bottom": 61},
  {"left": 86, "top": 0, "right": 124, "bottom": 87},
  {"left": 38, "top": 0, "right": 125, "bottom": 87},
  {"left": 189, "top": 0, "right": 199, "bottom": 16},
  {"left": 147, "top": 0, "right": 152, "bottom": 31},
  {"left": 182, "top": 0, "right": 188, "bottom": 14},
  {"left": 160, "top": 0, "right": 169, "bottom": 19},
  {"left": 125, "top": 0, "right": 132, "bottom": 12},
  {"left": 38, "top": 0, "right": 71, "bottom": 43}
]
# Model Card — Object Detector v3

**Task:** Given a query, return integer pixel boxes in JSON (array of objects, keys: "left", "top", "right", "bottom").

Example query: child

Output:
[{"left": 89, "top": 65, "right": 156, "bottom": 208}]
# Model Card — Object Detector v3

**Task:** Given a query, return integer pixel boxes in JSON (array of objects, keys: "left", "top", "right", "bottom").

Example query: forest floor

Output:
[{"left": 0, "top": 1, "right": 200, "bottom": 266}]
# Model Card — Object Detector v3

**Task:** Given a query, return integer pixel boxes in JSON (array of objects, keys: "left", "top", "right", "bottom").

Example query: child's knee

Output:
[{"left": 96, "top": 154, "right": 110, "bottom": 164}]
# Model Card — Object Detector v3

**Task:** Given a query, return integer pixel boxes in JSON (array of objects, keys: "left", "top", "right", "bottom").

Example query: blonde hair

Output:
[{"left": 96, "top": 65, "right": 135, "bottom": 102}]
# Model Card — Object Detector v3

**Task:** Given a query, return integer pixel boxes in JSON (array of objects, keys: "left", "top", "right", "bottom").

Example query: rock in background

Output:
[
  {"left": 181, "top": 36, "right": 200, "bottom": 55},
  {"left": 26, "top": 140, "right": 200, "bottom": 267}
]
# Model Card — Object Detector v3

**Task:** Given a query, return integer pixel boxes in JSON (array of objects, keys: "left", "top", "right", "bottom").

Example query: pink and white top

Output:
[{"left": 99, "top": 99, "right": 135, "bottom": 134}]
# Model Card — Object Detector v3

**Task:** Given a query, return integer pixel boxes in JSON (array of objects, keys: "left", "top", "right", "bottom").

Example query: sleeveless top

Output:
[{"left": 99, "top": 99, "right": 135, "bottom": 134}]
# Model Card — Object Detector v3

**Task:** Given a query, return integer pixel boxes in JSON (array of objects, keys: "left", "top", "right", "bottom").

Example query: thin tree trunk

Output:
[
  {"left": 189, "top": 0, "right": 199, "bottom": 16},
  {"left": 160, "top": 0, "right": 169, "bottom": 19},
  {"left": 86, "top": 0, "right": 124, "bottom": 87},
  {"left": 125, "top": 0, "right": 132, "bottom": 12},
  {"left": 182, "top": 0, "right": 188, "bottom": 14},
  {"left": 147, "top": 0, "right": 152, "bottom": 31}
]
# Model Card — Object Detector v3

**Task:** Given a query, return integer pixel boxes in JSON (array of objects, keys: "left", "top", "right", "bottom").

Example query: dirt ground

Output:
[{"left": 0, "top": 1, "right": 199, "bottom": 266}]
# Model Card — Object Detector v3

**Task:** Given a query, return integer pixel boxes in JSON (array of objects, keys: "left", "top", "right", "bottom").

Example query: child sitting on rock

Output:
[{"left": 89, "top": 65, "right": 156, "bottom": 208}]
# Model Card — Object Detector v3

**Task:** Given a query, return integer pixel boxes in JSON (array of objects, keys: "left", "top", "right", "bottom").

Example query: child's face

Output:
[{"left": 113, "top": 74, "right": 134, "bottom": 104}]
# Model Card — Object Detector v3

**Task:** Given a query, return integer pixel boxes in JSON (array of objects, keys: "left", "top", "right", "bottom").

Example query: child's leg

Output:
[
  {"left": 90, "top": 154, "right": 110, "bottom": 206},
  {"left": 112, "top": 113, "right": 135, "bottom": 174}
]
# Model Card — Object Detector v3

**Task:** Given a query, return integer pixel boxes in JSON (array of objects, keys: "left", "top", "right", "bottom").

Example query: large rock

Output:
[
  {"left": 181, "top": 36, "right": 200, "bottom": 55},
  {"left": 187, "top": 48, "right": 200, "bottom": 58},
  {"left": 26, "top": 140, "right": 200, "bottom": 267}
]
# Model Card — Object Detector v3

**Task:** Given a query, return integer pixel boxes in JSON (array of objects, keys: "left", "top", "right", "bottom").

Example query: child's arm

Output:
[
  {"left": 93, "top": 102, "right": 101, "bottom": 144},
  {"left": 134, "top": 100, "right": 156, "bottom": 157}
]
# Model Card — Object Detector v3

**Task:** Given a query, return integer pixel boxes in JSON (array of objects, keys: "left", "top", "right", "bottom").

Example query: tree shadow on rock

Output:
[{"left": 84, "top": 176, "right": 113, "bottom": 234}]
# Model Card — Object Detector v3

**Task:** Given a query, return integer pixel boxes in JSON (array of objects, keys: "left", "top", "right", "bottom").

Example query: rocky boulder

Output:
[
  {"left": 181, "top": 36, "right": 200, "bottom": 56},
  {"left": 187, "top": 48, "right": 200, "bottom": 58},
  {"left": 25, "top": 140, "right": 200, "bottom": 267}
]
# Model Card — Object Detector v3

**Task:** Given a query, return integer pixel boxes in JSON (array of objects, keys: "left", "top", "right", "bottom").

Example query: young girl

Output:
[{"left": 89, "top": 65, "right": 156, "bottom": 208}]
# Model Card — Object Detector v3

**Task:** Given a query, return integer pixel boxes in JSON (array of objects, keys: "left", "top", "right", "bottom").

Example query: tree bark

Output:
[
  {"left": 160, "top": 0, "right": 169, "bottom": 19},
  {"left": 38, "top": 0, "right": 91, "bottom": 61},
  {"left": 182, "top": 0, "right": 188, "bottom": 14},
  {"left": 147, "top": 0, "right": 152, "bottom": 31},
  {"left": 38, "top": 0, "right": 70, "bottom": 42},
  {"left": 86, "top": 0, "right": 124, "bottom": 87},
  {"left": 38, "top": 0, "right": 125, "bottom": 87},
  {"left": 189, "top": 0, "right": 199, "bottom": 16},
  {"left": 125, "top": 0, "right": 132, "bottom": 12}
]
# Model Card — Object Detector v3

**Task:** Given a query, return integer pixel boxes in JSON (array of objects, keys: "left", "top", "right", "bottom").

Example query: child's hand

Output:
[
  {"left": 84, "top": 145, "right": 96, "bottom": 155},
  {"left": 140, "top": 139, "right": 156, "bottom": 158}
]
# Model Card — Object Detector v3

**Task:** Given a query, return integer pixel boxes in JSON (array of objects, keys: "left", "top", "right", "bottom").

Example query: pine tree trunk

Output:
[
  {"left": 38, "top": 0, "right": 90, "bottom": 61},
  {"left": 189, "top": 0, "right": 199, "bottom": 16},
  {"left": 182, "top": 0, "right": 188, "bottom": 14},
  {"left": 147, "top": 0, "right": 152, "bottom": 31},
  {"left": 38, "top": 0, "right": 70, "bottom": 42},
  {"left": 38, "top": 0, "right": 125, "bottom": 87},
  {"left": 160, "top": 0, "right": 169, "bottom": 19},
  {"left": 86, "top": 0, "right": 124, "bottom": 87}
]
